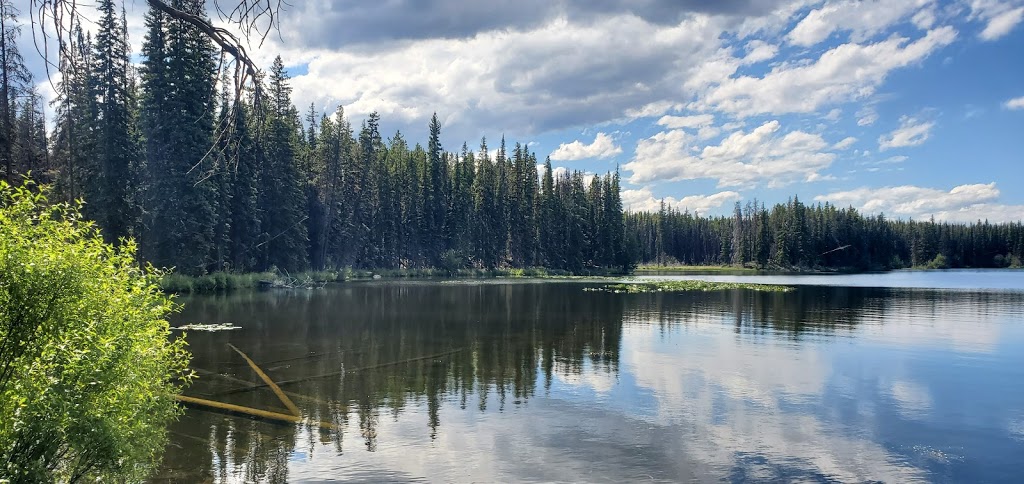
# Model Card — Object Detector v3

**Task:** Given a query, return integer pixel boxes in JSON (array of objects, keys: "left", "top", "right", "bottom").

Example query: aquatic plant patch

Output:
[{"left": 585, "top": 280, "right": 793, "bottom": 293}]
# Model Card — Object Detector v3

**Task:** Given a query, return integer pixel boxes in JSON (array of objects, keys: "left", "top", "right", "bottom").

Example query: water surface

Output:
[{"left": 156, "top": 270, "right": 1024, "bottom": 482}]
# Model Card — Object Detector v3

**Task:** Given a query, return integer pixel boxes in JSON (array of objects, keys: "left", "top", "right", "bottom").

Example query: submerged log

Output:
[
  {"left": 191, "top": 367, "right": 329, "bottom": 406},
  {"left": 218, "top": 348, "right": 464, "bottom": 396},
  {"left": 174, "top": 395, "right": 337, "bottom": 430},
  {"left": 227, "top": 343, "right": 301, "bottom": 417}
]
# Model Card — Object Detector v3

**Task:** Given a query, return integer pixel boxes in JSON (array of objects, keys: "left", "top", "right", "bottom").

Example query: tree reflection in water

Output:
[{"left": 154, "top": 281, "right": 1024, "bottom": 482}]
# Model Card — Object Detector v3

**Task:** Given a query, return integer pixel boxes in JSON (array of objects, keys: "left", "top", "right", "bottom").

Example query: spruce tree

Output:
[
  {"left": 91, "top": 0, "right": 141, "bottom": 243},
  {"left": 0, "top": 0, "right": 28, "bottom": 183},
  {"left": 12, "top": 90, "right": 47, "bottom": 181},
  {"left": 257, "top": 56, "right": 309, "bottom": 272},
  {"left": 139, "top": 0, "right": 219, "bottom": 274},
  {"left": 50, "top": 25, "right": 96, "bottom": 204}
]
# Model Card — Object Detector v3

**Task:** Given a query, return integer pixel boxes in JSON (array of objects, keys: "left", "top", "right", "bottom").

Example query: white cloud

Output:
[
  {"left": 857, "top": 106, "right": 879, "bottom": 126},
  {"left": 549, "top": 132, "right": 623, "bottom": 161},
  {"left": 281, "top": 13, "right": 729, "bottom": 139},
  {"left": 816, "top": 182, "right": 1024, "bottom": 222},
  {"left": 912, "top": 7, "right": 937, "bottom": 29},
  {"left": 1004, "top": 96, "right": 1024, "bottom": 110},
  {"left": 833, "top": 136, "right": 857, "bottom": 150},
  {"left": 696, "top": 125, "right": 722, "bottom": 140},
  {"left": 741, "top": 40, "right": 778, "bottom": 64},
  {"left": 622, "top": 186, "right": 741, "bottom": 214},
  {"left": 701, "top": 27, "right": 957, "bottom": 117},
  {"left": 656, "top": 113, "right": 715, "bottom": 130},
  {"left": 879, "top": 155, "right": 909, "bottom": 164},
  {"left": 878, "top": 116, "right": 934, "bottom": 150},
  {"left": 787, "top": 0, "right": 933, "bottom": 47},
  {"left": 625, "top": 120, "right": 836, "bottom": 188},
  {"left": 824, "top": 108, "right": 842, "bottom": 122},
  {"left": 979, "top": 6, "right": 1024, "bottom": 40}
]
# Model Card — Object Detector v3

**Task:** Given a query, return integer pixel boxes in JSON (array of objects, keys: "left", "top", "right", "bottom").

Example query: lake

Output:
[{"left": 155, "top": 270, "right": 1024, "bottom": 483}]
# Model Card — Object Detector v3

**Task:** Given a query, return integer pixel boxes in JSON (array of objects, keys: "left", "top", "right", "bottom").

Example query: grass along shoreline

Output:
[{"left": 159, "top": 267, "right": 629, "bottom": 294}]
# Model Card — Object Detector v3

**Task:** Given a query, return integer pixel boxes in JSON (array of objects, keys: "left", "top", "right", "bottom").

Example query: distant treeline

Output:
[
  {"left": 0, "top": 1, "right": 1019, "bottom": 275},
  {"left": 630, "top": 199, "right": 1024, "bottom": 270}
]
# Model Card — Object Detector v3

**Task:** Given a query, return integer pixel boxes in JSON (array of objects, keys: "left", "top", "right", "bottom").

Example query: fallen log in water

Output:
[
  {"left": 227, "top": 343, "right": 301, "bottom": 417},
  {"left": 191, "top": 368, "right": 329, "bottom": 406},
  {"left": 174, "top": 395, "right": 337, "bottom": 431}
]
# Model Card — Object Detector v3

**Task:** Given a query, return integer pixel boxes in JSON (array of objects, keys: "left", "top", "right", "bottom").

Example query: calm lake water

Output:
[{"left": 155, "top": 270, "right": 1024, "bottom": 483}]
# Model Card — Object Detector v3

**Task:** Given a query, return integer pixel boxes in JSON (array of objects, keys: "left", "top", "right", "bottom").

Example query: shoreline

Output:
[
  {"left": 161, "top": 265, "right": 1022, "bottom": 294},
  {"left": 159, "top": 267, "right": 631, "bottom": 294}
]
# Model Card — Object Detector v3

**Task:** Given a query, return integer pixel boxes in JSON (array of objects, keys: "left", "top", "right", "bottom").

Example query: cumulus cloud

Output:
[
  {"left": 979, "top": 6, "right": 1024, "bottom": 40},
  {"left": 833, "top": 136, "right": 857, "bottom": 150},
  {"left": 787, "top": 0, "right": 932, "bottom": 47},
  {"left": 657, "top": 114, "right": 715, "bottom": 130},
  {"left": 816, "top": 183, "right": 1024, "bottom": 222},
  {"left": 1004, "top": 96, "right": 1024, "bottom": 110},
  {"left": 625, "top": 120, "right": 836, "bottom": 188},
  {"left": 282, "top": 13, "right": 729, "bottom": 139},
  {"left": 272, "top": 0, "right": 796, "bottom": 49},
  {"left": 549, "top": 133, "right": 623, "bottom": 161},
  {"left": 741, "top": 39, "right": 778, "bottom": 63},
  {"left": 878, "top": 116, "right": 934, "bottom": 150},
  {"left": 622, "top": 187, "right": 741, "bottom": 214},
  {"left": 700, "top": 27, "right": 957, "bottom": 117}
]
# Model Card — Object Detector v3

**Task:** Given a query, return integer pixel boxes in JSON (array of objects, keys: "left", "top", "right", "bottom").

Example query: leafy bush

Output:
[
  {"left": 926, "top": 254, "right": 951, "bottom": 269},
  {"left": 0, "top": 181, "right": 192, "bottom": 482}
]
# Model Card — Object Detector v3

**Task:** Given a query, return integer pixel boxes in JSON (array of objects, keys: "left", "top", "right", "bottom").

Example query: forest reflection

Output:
[{"left": 156, "top": 281, "right": 1024, "bottom": 482}]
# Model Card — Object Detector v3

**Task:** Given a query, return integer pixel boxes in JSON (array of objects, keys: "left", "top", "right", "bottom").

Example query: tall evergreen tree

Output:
[
  {"left": 139, "top": 0, "right": 219, "bottom": 274},
  {"left": 91, "top": 0, "right": 141, "bottom": 243},
  {"left": 50, "top": 24, "right": 95, "bottom": 204},
  {"left": 426, "top": 113, "right": 447, "bottom": 264},
  {"left": 0, "top": 0, "right": 28, "bottom": 183},
  {"left": 257, "top": 56, "right": 308, "bottom": 272},
  {"left": 12, "top": 89, "right": 47, "bottom": 181}
]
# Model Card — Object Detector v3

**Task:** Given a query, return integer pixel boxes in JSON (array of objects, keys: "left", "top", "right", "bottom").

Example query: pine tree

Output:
[
  {"left": 50, "top": 24, "right": 96, "bottom": 204},
  {"left": 257, "top": 56, "right": 309, "bottom": 272},
  {"left": 539, "top": 157, "right": 557, "bottom": 267},
  {"left": 91, "top": 0, "right": 142, "bottom": 243},
  {"left": 426, "top": 113, "right": 447, "bottom": 264},
  {"left": 12, "top": 89, "right": 48, "bottom": 181},
  {"left": 0, "top": 0, "right": 28, "bottom": 183},
  {"left": 139, "top": 0, "right": 219, "bottom": 274}
]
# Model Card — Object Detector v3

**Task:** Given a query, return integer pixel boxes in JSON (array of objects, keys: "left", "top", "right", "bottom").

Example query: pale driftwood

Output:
[
  {"left": 227, "top": 343, "right": 301, "bottom": 417},
  {"left": 191, "top": 367, "right": 329, "bottom": 406},
  {"left": 174, "top": 395, "right": 337, "bottom": 431}
]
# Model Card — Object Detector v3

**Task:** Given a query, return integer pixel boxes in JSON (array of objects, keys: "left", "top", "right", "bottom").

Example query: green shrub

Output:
[
  {"left": 926, "top": 254, "right": 951, "bottom": 269},
  {"left": 0, "top": 181, "right": 192, "bottom": 482}
]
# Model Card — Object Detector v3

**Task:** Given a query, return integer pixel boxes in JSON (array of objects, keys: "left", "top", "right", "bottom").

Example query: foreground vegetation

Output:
[
  {"left": 586, "top": 280, "right": 793, "bottom": 294},
  {"left": 0, "top": 182, "right": 191, "bottom": 481}
]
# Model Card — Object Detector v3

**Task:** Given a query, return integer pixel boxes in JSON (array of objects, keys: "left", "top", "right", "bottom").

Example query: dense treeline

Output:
[
  {"left": 0, "top": 2, "right": 1019, "bottom": 276},
  {"left": 0, "top": 1, "right": 628, "bottom": 275},
  {"left": 630, "top": 198, "right": 1024, "bottom": 270}
]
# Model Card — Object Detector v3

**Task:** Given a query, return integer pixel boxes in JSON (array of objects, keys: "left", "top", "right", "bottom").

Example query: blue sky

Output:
[{"left": 23, "top": 0, "right": 1024, "bottom": 221}]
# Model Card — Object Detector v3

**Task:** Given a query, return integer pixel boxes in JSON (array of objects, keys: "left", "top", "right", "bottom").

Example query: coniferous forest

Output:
[{"left": 0, "top": 1, "right": 1021, "bottom": 276}]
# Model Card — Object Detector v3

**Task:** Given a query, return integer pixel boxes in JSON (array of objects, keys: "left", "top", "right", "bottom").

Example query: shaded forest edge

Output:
[{"left": 0, "top": 1, "right": 1021, "bottom": 295}]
